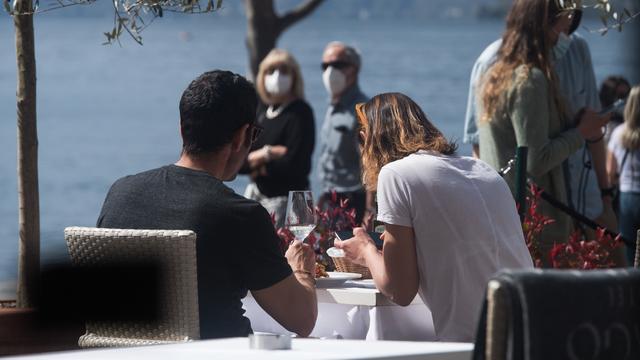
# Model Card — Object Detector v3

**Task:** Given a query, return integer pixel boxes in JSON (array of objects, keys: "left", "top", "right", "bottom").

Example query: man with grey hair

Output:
[{"left": 318, "top": 41, "right": 372, "bottom": 224}]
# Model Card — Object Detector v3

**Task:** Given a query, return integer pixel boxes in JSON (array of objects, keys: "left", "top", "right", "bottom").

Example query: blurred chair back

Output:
[
  {"left": 65, "top": 227, "right": 199, "bottom": 348},
  {"left": 473, "top": 269, "right": 640, "bottom": 360},
  {"left": 635, "top": 230, "right": 639, "bottom": 268}
]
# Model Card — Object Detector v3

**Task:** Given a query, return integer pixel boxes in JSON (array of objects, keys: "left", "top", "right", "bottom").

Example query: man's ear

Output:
[{"left": 231, "top": 123, "right": 250, "bottom": 152}]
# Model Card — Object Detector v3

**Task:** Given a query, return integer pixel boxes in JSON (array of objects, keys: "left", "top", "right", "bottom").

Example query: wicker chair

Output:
[
  {"left": 635, "top": 229, "right": 640, "bottom": 268},
  {"left": 474, "top": 269, "right": 640, "bottom": 360},
  {"left": 64, "top": 227, "right": 199, "bottom": 348}
]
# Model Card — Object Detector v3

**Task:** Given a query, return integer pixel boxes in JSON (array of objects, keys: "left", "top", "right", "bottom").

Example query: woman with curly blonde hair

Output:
[
  {"left": 334, "top": 92, "right": 533, "bottom": 342},
  {"left": 478, "top": 0, "right": 608, "bottom": 263},
  {"left": 608, "top": 85, "right": 640, "bottom": 264}
]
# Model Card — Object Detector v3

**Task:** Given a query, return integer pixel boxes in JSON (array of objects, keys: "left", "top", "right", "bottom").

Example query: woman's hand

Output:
[
  {"left": 577, "top": 109, "right": 610, "bottom": 141},
  {"left": 247, "top": 145, "right": 288, "bottom": 169},
  {"left": 269, "top": 145, "right": 288, "bottom": 160},
  {"left": 333, "top": 227, "right": 378, "bottom": 266}
]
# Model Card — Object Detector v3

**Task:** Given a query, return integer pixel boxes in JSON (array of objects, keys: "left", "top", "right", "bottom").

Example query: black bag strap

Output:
[{"left": 616, "top": 149, "right": 630, "bottom": 180}]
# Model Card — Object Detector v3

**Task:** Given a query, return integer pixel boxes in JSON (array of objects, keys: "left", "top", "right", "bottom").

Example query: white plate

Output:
[{"left": 316, "top": 272, "right": 362, "bottom": 288}]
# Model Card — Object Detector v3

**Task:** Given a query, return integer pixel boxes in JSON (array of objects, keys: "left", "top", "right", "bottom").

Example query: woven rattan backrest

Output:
[
  {"left": 485, "top": 280, "right": 509, "bottom": 360},
  {"left": 65, "top": 227, "right": 199, "bottom": 346},
  {"left": 635, "top": 230, "right": 640, "bottom": 268}
]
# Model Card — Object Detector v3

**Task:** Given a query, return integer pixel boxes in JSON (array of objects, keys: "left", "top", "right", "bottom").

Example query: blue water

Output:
[{"left": 0, "top": 12, "right": 635, "bottom": 281}]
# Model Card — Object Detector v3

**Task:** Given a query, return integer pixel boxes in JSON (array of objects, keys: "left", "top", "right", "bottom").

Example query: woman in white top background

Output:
[
  {"left": 334, "top": 93, "right": 533, "bottom": 342},
  {"left": 607, "top": 85, "right": 640, "bottom": 265}
]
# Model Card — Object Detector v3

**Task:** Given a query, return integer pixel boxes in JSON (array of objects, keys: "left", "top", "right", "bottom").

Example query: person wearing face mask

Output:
[
  {"left": 477, "top": 0, "right": 610, "bottom": 266},
  {"left": 463, "top": 0, "right": 618, "bottom": 249},
  {"left": 317, "top": 41, "right": 372, "bottom": 225},
  {"left": 241, "top": 49, "right": 315, "bottom": 228}
]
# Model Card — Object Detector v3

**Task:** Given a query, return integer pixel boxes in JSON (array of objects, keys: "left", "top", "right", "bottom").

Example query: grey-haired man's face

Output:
[{"left": 322, "top": 45, "right": 357, "bottom": 89}]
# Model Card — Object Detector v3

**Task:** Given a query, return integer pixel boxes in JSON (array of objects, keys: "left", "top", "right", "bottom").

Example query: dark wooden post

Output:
[
  {"left": 13, "top": 0, "right": 40, "bottom": 309},
  {"left": 515, "top": 147, "right": 528, "bottom": 222}
]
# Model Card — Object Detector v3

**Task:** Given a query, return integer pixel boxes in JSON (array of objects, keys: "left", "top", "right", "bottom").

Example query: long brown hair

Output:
[
  {"left": 621, "top": 86, "right": 640, "bottom": 150},
  {"left": 481, "top": 0, "right": 566, "bottom": 123},
  {"left": 357, "top": 93, "right": 457, "bottom": 191}
]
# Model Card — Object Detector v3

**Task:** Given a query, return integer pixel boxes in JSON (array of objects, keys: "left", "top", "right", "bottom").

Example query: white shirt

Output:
[
  {"left": 376, "top": 151, "right": 533, "bottom": 342},
  {"left": 608, "top": 126, "right": 640, "bottom": 193}
]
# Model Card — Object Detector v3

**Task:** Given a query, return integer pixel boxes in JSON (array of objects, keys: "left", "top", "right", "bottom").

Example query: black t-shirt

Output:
[
  {"left": 242, "top": 99, "right": 315, "bottom": 197},
  {"left": 97, "top": 165, "right": 292, "bottom": 339}
]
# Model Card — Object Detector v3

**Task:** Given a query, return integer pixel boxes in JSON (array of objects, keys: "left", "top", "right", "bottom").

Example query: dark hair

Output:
[
  {"left": 599, "top": 75, "right": 631, "bottom": 108},
  {"left": 179, "top": 70, "right": 257, "bottom": 155}
]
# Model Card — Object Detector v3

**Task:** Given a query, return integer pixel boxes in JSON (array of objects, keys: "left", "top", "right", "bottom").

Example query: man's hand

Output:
[
  {"left": 285, "top": 241, "right": 316, "bottom": 273},
  {"left": 333, "top": 227, "right": 378, "bottom": 266}
]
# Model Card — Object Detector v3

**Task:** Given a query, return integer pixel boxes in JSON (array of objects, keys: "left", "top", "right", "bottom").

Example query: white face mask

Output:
[
  {"left": 322, "top": 66, "right": 347, "bottom": 97},
  {"left": 264, "top": 70, "right": 293, "bottom": 97},
  {"left": 553, "top": 32, "right": 572, "bottom": 61}
]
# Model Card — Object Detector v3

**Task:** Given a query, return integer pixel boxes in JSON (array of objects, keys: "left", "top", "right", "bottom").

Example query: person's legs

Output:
[
  {"left": 245, "top": 183, "right": 287, "bottom": 228},
  {"left": 260, "top": 196, "right": 288, "bottom": 229},
  {"left": 618, "top": 192, "right": 640, "bottom": 266}
]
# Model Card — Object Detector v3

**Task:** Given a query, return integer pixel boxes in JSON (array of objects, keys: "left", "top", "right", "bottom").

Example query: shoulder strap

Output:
[
  {"left": 617, "top": 150, "right": 630, "bottom": 179},
  {"left": 621, "top": 150, "right": 630, "bottom": 169}
]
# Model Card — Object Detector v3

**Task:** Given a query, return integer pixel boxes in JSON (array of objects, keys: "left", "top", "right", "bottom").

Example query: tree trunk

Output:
[
  {"left": 243, "top": 0, "right": 325, "bottom": 80},
  {"left": 14, "top": 0, "right": 40, "bottom": 309},
  {"left": 244, "top": 0, "right": 280, "bottom": 80}
]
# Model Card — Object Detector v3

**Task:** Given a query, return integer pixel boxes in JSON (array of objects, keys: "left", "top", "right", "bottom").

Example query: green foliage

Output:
[
  {"left": 105, "top": 1, "right": 224, "bottom": 45},
  {"left": 558, "top": 0, "right": 640, "bottom": 35},
  {"left": 2, "top": 0, "right": 222, "bottom": 45}
]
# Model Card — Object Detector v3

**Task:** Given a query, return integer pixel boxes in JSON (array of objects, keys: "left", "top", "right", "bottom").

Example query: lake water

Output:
[{"left": 0, "top": 12, "right": 635, "bottom": 283}]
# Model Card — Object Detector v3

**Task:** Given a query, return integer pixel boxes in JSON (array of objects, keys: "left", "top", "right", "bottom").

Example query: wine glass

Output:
[{"left": 285, "top": 190, "right": 317, "bottom": 242}]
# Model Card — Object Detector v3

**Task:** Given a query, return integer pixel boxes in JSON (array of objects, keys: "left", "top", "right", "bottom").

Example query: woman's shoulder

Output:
[
  {"left": 284, "top": 99, "right": 315, "bottom": 122},
  {"left": 288, "top": 98, "right": 312, "bottom": 112},
  {"left": 608, "top": 124, "right": 625, "bottom": 147},
  {"left": 514, "top": 65, "right": 547, "bottom": 85},
  {"left": 509, "top": 65, "right": 548, "bottom": 99}
]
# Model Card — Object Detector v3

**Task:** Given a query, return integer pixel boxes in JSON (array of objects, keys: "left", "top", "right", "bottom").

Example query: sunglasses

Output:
[
  {"left": 249, "top": 123, "right": 263, "bottom": 143},
  {"left": 321, "top": 60, "right": 352, "bottom": 71}
]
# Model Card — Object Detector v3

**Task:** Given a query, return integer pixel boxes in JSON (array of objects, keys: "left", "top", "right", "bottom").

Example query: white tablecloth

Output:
[
  {"left": 243, "top": 281, "right": 436, "bottom": 341},
  {"left": 5, "top": 338, "right": 473, "bottom": 360}
]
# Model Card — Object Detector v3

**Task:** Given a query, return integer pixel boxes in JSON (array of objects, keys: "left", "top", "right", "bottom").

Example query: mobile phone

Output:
[
  {"left": 335, "top": 230, "right": 383, "bottom": 249},
  {"left": 599, "top": 99, "right": 626, "bottom": 115}
]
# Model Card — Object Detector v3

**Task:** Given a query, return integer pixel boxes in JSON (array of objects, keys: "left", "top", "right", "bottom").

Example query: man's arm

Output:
[
  {"left": 251, "top": 242, "right": 317, "bottom": 337},
  {"left": 463, "top": 60, "right": 482, "bottom": 155}
]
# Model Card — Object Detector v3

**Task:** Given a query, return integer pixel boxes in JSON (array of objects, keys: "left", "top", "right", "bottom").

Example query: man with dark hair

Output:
[{"left": 97, "top": 70, "right": 317, "bottom": 339}]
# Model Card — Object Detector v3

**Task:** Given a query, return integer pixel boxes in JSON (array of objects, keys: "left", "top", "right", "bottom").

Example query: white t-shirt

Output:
[
  {"left": 376, "top": 151, "right": 533, "bottom": 342},
  {"left": 608, "top": 125, "right": 640, "bottom": 193}
]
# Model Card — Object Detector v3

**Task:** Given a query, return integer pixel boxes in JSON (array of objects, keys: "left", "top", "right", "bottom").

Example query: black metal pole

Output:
[
  {"left": 536, "top": 185, "right": 627, "bottom": 244},
  {"left": 515, "top": 147, "right": 528, "bottom": 222}
]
